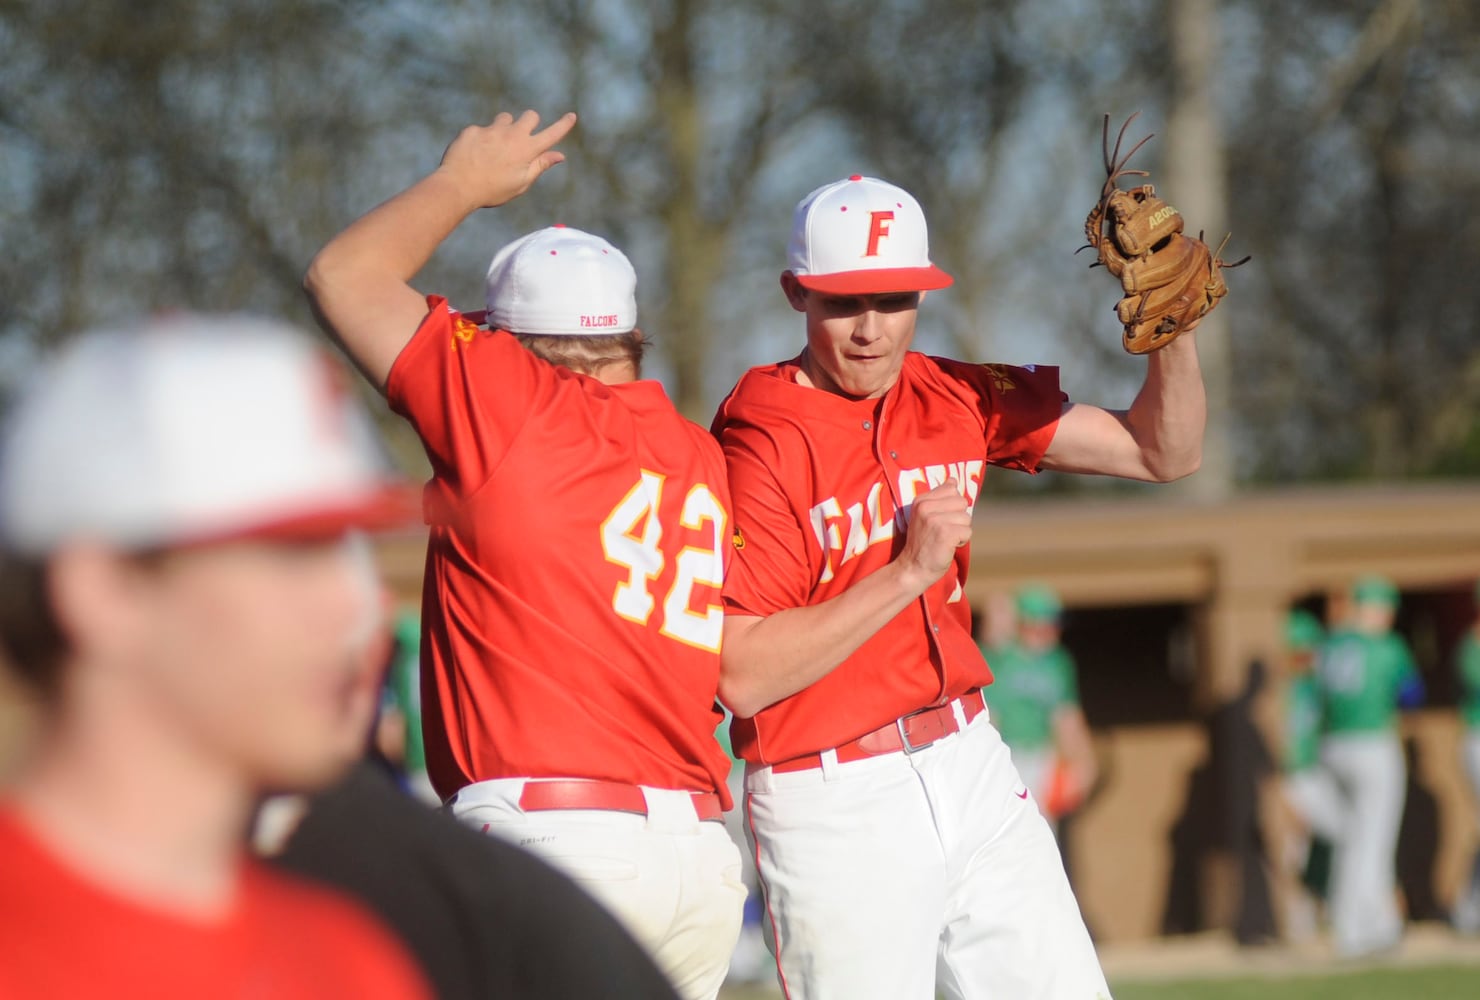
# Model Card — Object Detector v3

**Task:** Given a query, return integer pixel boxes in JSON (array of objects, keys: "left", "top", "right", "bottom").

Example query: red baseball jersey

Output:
[
  {"left": 0, "top": 808, "right": 431, "bottom": 998},
  {"left": 712, "top": 352, "right": 1064, "bottom": 765},
  {"left": 387, "top": 298, "right": 733, "bottom": 805}
]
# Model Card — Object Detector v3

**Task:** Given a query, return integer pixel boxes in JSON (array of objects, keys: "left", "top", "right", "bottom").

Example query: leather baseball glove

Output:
[{"left": 1081, "top": 114, "right": 1248, "bottom": 354}]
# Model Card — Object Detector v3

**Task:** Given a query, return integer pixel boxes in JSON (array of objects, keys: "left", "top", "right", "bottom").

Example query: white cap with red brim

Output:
[
  {"left": 786, "top": 175, "right": 954, "bottom": 295},
  {"left": 0, "top": 314, "right": 418, "bottom": 556}
]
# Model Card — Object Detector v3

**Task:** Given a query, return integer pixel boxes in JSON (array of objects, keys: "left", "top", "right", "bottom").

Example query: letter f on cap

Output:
[{"left": 865, "top": 211, "right": 894, "bottom": 257}]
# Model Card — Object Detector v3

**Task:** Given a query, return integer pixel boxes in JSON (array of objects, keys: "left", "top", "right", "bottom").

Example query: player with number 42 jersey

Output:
[
  {"left": 392, "top": 303, "right": 733, "bottom": 802},
  {"left": 304, "top": 110, "right": 742, "bottom": 1000}
]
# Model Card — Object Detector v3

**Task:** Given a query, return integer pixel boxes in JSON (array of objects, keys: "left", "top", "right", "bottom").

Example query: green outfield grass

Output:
[{"left": 1111, "top": 964, "right": 1480, "bottom": 999}]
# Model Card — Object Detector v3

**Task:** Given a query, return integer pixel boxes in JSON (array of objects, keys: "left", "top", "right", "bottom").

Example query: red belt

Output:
[
  {"left": 769, "top": 689, "right": 987, "bottom": 774},
  {"left": 517, "top": 779, "right": 724, "bottom": 822}
]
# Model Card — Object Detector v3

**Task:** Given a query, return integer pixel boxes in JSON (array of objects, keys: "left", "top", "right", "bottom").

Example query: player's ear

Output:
[
  {"left": 47, "top": 543, "right": 154, "bottom": 664},
  {"left": 918, "top": 290, "right": 929, "bottom": 305},
  {"left": 779, "top": 272, "right": 808, "bottom": 313}
]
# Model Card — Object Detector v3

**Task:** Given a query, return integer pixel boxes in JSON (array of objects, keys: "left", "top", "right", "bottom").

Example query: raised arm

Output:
[
  {"left": 719, "top": 481, "right": 969, "bottom": 718},
  {"left": 303, "top": 110, "right": 577, "bottom": 391},
  {"left": 1039, "top": 328, "right": 1205, "bottom": 483}
]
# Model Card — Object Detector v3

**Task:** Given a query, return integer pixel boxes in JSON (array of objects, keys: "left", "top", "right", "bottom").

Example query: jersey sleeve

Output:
[
  {"left": 384, "top": 296, "right": 555, "bottom": 500},
  {"left": 714, "top": 402, "right": 815, "bottom": 619},
  {"left": 1386, "top": 635, "right": 1419, "bottom": 682},
  {"left": 939, "top": 361, "right": 1066, "bottom": 473}
]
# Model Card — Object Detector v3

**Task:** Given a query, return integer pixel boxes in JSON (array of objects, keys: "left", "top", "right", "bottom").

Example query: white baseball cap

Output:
[
  {"left": 484, "top": 225, "right": 638, "bottom": 336},
  {"left": 787, "top": 175, "right": 954, "bottom": 295},
  {"left": 0, "top": 314, "right": 417, "bottom": 556}
]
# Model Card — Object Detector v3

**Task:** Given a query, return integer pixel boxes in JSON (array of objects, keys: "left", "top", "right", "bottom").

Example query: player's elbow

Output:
[
  {"left": 1153, "top": 453, "right": 1201, "bottom": 483},
  {"left": 301, "top": 253, "right": 335, "bottom": 316},
  {"left": 718, "top": 639, "right": 775, "bottom": 720},
  {"left": 301, "top": 252, "right": 360, "bottom": 352},
  {"left": 717, "top": 668, "right": 768, "bottom": 721},
  {"left": 302, "top": 245, "right": 366, "bottom": 320},
  {"left": 718, "top": 613, "right": 799, "bottom": 717},
  {"left": 1144, "top": 445, "right": 1201, "bottom": 483}
]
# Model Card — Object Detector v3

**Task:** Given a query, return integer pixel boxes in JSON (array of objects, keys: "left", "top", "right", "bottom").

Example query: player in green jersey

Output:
[
  {"left": 980, "top": 584, "right": 1097, "bottom": 835},
  {"left": 1315, "top": 574, "right": 1424, "bottom": 957}
]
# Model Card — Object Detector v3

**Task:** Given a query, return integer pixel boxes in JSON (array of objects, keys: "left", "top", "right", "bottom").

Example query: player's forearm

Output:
[
  {"left": 719, "top": 561, "right": 927, "bottom": 719},
  {"left": 1039, "top": 335, "right": 1205, "bottom": 482},
  {"left": 310, "top": 169, "right": 479, "bottom": 292},
  {"left": 1122, "top": 334, "right": 1205, "bottom": 482},
  {"left": 303, "top": 170, "right": 479, "bottom": 389}
]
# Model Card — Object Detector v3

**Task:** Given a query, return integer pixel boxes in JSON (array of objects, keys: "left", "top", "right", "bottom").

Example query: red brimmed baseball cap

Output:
[
  {"left": 787, "top": 176, "right": 954, "bottom": 295},
  {"left": 0, "top": 315, "right": 419, "bottom": 555}
]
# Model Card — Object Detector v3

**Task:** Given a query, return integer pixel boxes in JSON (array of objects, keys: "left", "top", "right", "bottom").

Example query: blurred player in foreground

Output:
[
  {"left": 712, "top": 174, "right": 1207, "bottom": 998},
  {"left": 1316, "top": 574, "right": 1423, "bottom": 957},
  {"left": 0, "top": 316, "right": 430, "bottom": 997},
  {"left": 304, "top": 110, "right": 743, "bottom": 999},
  {"left": 982, "top": 583, "right": 1097, "bottom": 835}
]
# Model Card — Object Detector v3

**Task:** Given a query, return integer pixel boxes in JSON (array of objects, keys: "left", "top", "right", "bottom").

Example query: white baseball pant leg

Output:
[
  {"left": 1279, "top": 766, "right": 1346, "bottom": 941},
  {"left": 1464, "top": 728, "right": 1480, "bottom": 819},
  {"left": 1282, "top": 767, "right": 1347, "bottom": 844},
  {"left": 744, "top": 706, "right": 1109, "bottom": 1000},
  {"left": 449, "top": 779, "right": 746, "bottom": 1000},
  {"left": 1321, "top": 732, "right": 1406, "bottom": 956},
  {"left": 1453, "top": 729, "right": 1480, "bottom": 934}
]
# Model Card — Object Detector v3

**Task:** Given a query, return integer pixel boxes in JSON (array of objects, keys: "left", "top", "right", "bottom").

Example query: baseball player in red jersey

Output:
[
  {"left": 713, "top": 176, "right": 1207, "bottom": 999},
  {"left": 304, "top": 110, "right": 744, "bottom": 1000}
]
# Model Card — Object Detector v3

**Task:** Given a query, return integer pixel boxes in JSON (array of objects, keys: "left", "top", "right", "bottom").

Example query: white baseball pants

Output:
[
  {"left": 1279, "top": 765, "right": 1346, "bottom": 941},
  {"left": 1320, "top": 731, "right": 1406, "bottom": 956},
  {"left": 1453, "top": 729, "right": 1480, "bottom": 933},
  {"left": 743, "top": 704, "right": 1109, "bottom": 999},
  {"left": 449, "top": 778, "right": 746, "bottom": 1000}
]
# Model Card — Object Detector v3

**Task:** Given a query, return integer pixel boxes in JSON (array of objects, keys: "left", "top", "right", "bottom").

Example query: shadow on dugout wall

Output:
[
  {"left": 1159, "top": 658, "right": 1277, "bottom": 945},
  {"left": 1397, "top": 735, "right": 1444, "bottom": 923}
]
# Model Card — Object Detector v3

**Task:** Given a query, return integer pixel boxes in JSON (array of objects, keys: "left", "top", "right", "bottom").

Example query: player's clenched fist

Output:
[
  {"left": 895, "top": 479, "right": 972, "bottom": 594},
  {"left": 437, "top": 109, "right": 578, "bottom": 212}
]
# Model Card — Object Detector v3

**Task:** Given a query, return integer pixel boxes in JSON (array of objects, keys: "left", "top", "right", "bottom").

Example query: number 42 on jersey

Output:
[{"left": 600, "top": 471, "right": 725, "bottom": 653}]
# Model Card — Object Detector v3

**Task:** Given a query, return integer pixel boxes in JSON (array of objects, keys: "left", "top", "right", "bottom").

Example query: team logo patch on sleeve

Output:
[
  {"left": 981, "top": 364, "right": 1017, "bottom": 392},
  {"left": 450, "top": 314, "right": 480, "bottom": 349}
]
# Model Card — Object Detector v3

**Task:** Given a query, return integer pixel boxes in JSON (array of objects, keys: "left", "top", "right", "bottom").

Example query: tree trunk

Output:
[{"left": 1165, "top": 0, "right": 1235, "bottom": 498}]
